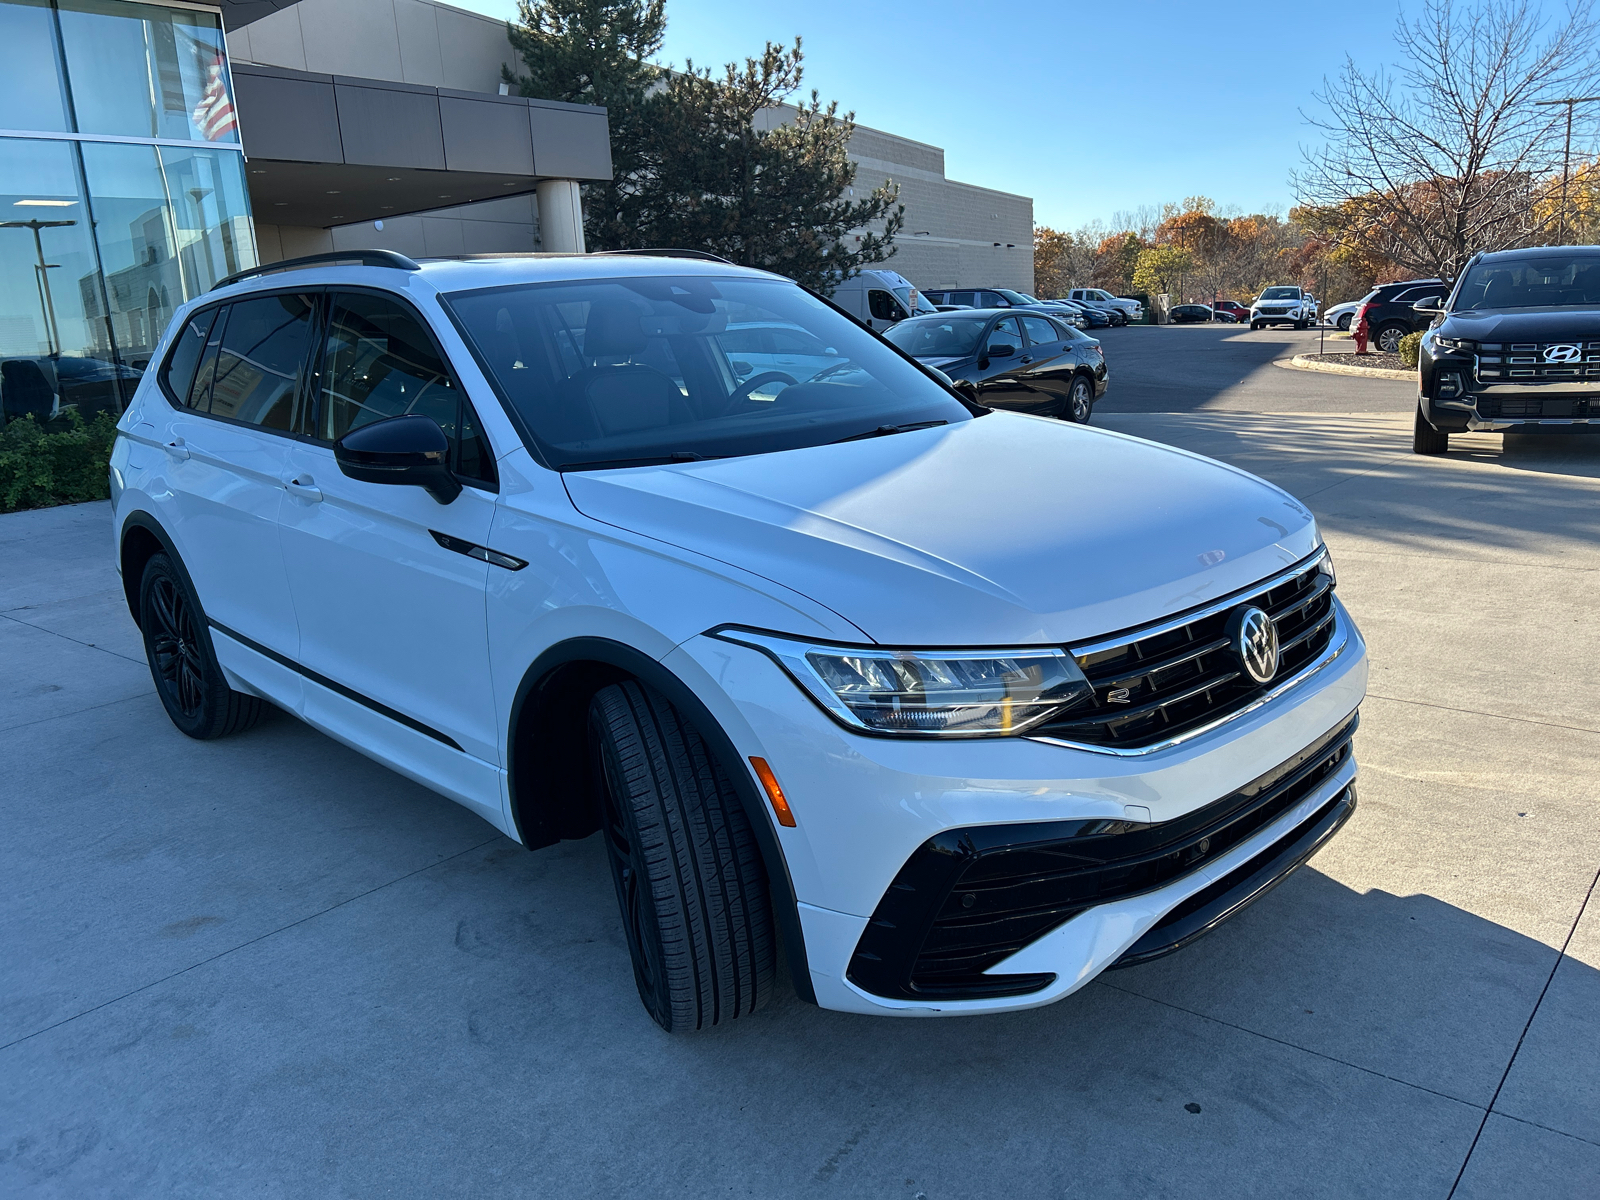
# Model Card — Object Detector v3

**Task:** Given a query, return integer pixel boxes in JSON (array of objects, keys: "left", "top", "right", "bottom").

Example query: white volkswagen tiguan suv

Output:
[{"left": 110, "top": 251, "right": 1367, "bottom": 1031}]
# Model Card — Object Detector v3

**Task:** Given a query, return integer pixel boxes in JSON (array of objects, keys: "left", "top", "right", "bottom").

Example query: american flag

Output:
[{"left": 191, "top": 55, "right": 237, "bottom": 141}]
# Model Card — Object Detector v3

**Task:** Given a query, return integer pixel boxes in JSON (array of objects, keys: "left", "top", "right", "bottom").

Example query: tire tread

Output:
[{"left": 592, "top": 681, "right": 774, "bottom": 1031}]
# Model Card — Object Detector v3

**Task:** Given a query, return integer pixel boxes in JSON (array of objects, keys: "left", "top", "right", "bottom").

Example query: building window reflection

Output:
[
  {"left": 0, "top": 0, "right": 72, "bottom": 133},
  {"left": 56, "top": 0, "right": 238, "bottom": 144},
  {"left": 0, "top": 0, "right": 253, "bottom": 428},
  {"left": 0, "top": 139, "right": 125, "bottom": 423}
]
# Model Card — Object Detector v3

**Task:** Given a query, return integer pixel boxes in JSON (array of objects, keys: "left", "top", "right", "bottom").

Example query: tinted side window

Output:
[
  {"left": 868, "top": 289, "right": 908, "bottom": 321},
  {"left": 1021, "top": 316, "right": 1060, "bottom": 346},
  {"left": 986, "top": 317, "right": 1023, "bottom": 354},
  {"left": 978, "top": 291, "right": 1006, "bottom": 307},
  {"left": 160, "top": 307, "right": 218, "bottom": 408},
  {"left": 318, "top": 292, "right": 495, "bottom": 488},
  {"left": 717, "top": 327, "right": 767, "bottom": 355},
  {"left": 207, "top": 293, "right": 316, "bottom": 432},
  {"left": 950, "top": 291, "right": 976, "bottom": 306},
  {"left": 189, "top": 308, "right": 229, "bottom": 412}
]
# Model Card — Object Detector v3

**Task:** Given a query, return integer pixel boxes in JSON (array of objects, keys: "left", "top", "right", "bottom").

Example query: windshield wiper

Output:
[
  {"left": 830, "top": 420, "right": 949, "bottom": 445},
  {"left": 561, "top": 451, "right": 721, "bottom": 472}
]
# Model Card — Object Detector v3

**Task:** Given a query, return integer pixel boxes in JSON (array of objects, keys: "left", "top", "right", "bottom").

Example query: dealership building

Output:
[{"left": 0, "top": 0, "right": 1032, "bottom": 422}]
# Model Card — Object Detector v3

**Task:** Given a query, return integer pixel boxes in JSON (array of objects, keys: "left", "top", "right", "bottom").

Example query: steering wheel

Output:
[{"left": 726, "top": 370, "right": 798, "bottom": 408}]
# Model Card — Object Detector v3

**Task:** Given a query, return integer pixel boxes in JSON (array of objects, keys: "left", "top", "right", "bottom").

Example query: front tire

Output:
[
  {"left": 1338, "top": 313, "right": 1352, "bottom": 331},
  {"left": 138, "top": 553, "right": 264, "bottom": 739},
  {"left": 1250, "top": 321, "right": 1262, "bottom": 331},
  {"left": 589, "top": 680, "right": 775, "bottom": 1032},
  {"left": 1065, "top": 375, "right": 1094, "bottom": 423},
  {"left": 1413, "top": 404, "right": 1449, "bottom": 454}
]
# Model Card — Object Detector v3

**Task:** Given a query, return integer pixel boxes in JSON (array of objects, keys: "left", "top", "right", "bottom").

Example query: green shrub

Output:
[
  {"left": 1398, "top": 331, "right": 1424, "bottom": 368},
  {"left": 0, "top": 409, "right": 120, "bottom": 513}
]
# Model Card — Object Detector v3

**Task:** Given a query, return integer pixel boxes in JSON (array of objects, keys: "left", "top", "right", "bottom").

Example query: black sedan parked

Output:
[
  {"left": 883, "top": 310, "right": 1107, "bottom": 422},
  {"left": 1169, "top": 304, "right": 1216, "bottom": 324}
]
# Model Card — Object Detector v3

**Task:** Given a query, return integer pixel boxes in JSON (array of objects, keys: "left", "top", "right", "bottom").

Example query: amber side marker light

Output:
[{"left": 749, "top": 757, "right": 796, "bottom": 827}]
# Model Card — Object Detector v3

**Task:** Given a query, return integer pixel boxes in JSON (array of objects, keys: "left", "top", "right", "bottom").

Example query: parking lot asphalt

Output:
[
  {"left": 1094, "top": 323, "right": 1417, "bottom": 414},
  {"left": 4, "top": 372, "right": 1599, "bottom": 1196}
]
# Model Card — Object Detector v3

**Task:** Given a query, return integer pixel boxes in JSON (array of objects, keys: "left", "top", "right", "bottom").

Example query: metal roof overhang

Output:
[{"left": 233, "top": 64, "right": 612, "bottom": 228}]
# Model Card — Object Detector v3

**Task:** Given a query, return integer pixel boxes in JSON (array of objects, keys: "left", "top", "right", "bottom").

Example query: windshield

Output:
[
  {"left": 1455, "top": 255, "right": 1600, "bottom": 311},
  {"left": 996, "top": 289, "right": 1032, "bottom": 305},
  {"left": 1260, "top": 287, "right": 1300, "bottom": 300},
  {"left": 882, "top": 315, "right": 992, "bottom": 358},
  {"left": 442, "top": 275, "right": 971, "bottom": 470},
  {"left": 893, "top": 285, "right": 937, "bottom": 316}
]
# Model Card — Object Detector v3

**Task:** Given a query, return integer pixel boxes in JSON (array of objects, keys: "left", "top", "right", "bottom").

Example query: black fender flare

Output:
[
  {"left": 506, "top": 636, "right": 816, "bottom": 1005},
  {"left": 117, "top": 509, "right": 199, "bottom": 631}
]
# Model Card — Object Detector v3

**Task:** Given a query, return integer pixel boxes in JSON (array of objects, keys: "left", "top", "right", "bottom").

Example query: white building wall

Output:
[{"left": 235, "top": 0, "right": 1034, "bottom": 288}]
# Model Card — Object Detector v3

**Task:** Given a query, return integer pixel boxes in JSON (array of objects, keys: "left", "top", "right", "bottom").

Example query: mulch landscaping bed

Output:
[{"left": 1299, "top": 351, "right": 1411, "bottom": 372}]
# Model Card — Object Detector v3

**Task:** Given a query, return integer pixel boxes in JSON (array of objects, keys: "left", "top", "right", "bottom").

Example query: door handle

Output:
[
  {"left": 1020, "top": 356, "right": 1034, "bottom": 364},
  {"left": 284, "top": 474, "right": 322, "bottom": 502},
  {"left": 163, "top": 438, "right": 189, "bottom": 461}
]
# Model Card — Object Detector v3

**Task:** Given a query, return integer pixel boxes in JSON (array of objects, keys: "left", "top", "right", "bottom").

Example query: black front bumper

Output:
[
  {"left": 1112, "top": 783, "right": 1355, "bottom": 967},
  {"left": 846, "top": 716, "right": 1360, "bottom": 1002},
  {"left": 1423, "top": 390, "right": 1600, "bottom": 433}
]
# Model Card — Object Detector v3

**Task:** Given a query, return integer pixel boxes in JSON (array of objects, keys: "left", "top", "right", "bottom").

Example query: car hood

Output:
[
  {"left": 562, "top": 413, "right": 1320, "bottom": 646},
  {"left": 1439, "top": 308, "right": 1600, "bottom": 340}
]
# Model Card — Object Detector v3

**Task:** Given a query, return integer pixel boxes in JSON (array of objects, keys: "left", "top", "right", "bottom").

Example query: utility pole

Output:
[{"left": 1536, "top": 96, "right": 1600, "bottom": 243}]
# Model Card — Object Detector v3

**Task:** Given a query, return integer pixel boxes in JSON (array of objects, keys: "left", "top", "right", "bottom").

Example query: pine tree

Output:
[{"left": 504, "top": 0, "right": 666, "bottom": 251}]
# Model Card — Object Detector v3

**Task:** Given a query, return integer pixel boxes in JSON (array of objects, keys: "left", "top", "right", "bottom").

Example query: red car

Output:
[{"left": 1211, "top": 300, "right": 1251, "bottom": 322}]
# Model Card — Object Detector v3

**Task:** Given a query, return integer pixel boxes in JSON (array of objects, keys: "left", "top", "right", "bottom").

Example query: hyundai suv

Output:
[
  {"left": 110, "top": 250, "right": 1367, "bottom": 1031},
  {"left": 1415, "top": 247, "right": 1600, "bottom": 453},
  {"left": 1250, "top": 287, "right": 1311, "bottom": 330}
]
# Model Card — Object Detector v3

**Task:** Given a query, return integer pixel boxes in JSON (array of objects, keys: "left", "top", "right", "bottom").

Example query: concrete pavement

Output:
[{"left": 3, "top": 407, "right": 1597, "bottom": 1197}]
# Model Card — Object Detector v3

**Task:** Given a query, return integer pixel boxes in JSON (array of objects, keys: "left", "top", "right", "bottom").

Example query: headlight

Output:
[
  {"left": 714, "top": 630, "right": 1095, "bottom": 737},
  {"left": 1317, "top": 547, "right": 1336, "bottom": 589},
  {"left": 1433, "top": 336, "right": 1476, "bottom": 352}
]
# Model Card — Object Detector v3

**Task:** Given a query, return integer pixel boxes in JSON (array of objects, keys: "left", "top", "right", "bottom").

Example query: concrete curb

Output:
[{"left": 1279, "top": 354, "right": 1414, "bottom": 381}]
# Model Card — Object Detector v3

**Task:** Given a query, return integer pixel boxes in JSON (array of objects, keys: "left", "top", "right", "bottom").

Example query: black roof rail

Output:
[
  {"left": 593, "top": 248, "right": 735, "bottom": 265},
  {"left": 210, "top": 249, "right": 422, "bottom": 292}
]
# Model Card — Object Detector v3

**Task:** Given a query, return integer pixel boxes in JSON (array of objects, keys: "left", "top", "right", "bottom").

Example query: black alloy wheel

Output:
[
  {"left": 589, "top": 680, "right": 775, "bottom": 1032},
  {"left": 1376, "top": 323, "right": 1408, "bottom": 354},
  {"left": 138, "top": 553, "right": 264, "bottom": 739},
  {"left": 1065, "top": 376, "right": 1094, "bottom": 423}
]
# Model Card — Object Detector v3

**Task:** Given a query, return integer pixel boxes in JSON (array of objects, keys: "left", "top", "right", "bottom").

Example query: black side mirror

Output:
[
  {"left": 986, "top": 343, "right": 1016, "bottom": 359},
  {"left": 334, "top": 414, "right": 461, "bottom": 505}
]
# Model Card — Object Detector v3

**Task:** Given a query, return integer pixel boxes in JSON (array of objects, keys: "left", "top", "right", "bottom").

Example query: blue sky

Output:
[{"left": 455, "top": 0, "right": 1426, "bottom": 229}]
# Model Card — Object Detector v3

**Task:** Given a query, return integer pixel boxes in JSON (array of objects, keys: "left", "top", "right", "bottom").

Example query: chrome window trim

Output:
[
  {"left": 1028, "top": 604, "right": 1352, "bottom": 758},
  {"left": 1067, "top": 547, "right": 1328, "bottom": 660}
]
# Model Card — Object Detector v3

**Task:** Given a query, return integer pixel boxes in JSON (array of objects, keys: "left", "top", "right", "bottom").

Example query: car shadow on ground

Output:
[{"left": 1493, "top": 432, "right": 1600, "bottom": 479}]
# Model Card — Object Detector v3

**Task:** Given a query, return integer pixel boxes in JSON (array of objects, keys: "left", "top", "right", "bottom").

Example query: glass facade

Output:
[{"left": 0, "top": 0, "right": 253, "bottom": 426}]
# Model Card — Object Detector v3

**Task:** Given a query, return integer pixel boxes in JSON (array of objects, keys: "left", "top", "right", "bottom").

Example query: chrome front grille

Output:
[
  {"left": 1031, "top": 552, "right": 1338, "bottom": 750},
  {"left": 1475, "top": 341, "right": 1600, "bottom": 381}
]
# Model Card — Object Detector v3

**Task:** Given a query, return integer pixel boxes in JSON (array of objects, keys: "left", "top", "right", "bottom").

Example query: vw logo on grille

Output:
[
  {"left": 1544, "top": 343, "right": 1582, "bottom": 363},
  {"left": 1229, "top": 605, "right": 1280, "bottom": 684}
]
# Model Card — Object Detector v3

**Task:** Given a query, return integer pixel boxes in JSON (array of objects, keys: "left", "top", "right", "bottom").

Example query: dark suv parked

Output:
[
  {"left": 1415, "top": 247, "right": 1600, "bottom": 453},
  {"left": 1355, "top": 279, "right": 1447, "bottom": 353}
]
